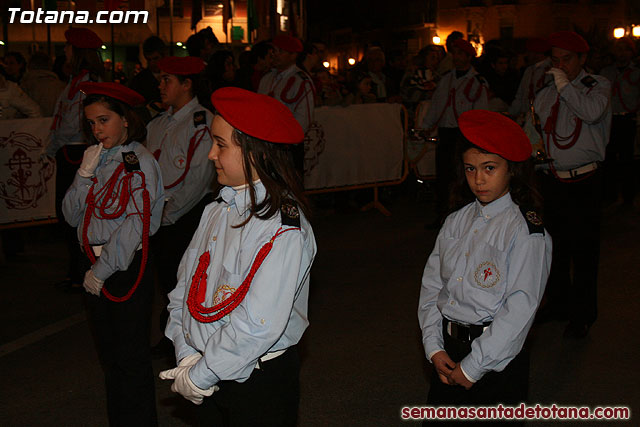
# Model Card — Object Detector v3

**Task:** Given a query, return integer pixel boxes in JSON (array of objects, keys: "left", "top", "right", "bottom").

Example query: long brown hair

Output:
[
  {"left": 448, "top": 135, "right": 542, "bottom": 215},
  {"left": 231, "top": 128, "right": 310, "bottom": 227},
  {"left": 70, "top": 46, "right": 105, "bottom": 80}
]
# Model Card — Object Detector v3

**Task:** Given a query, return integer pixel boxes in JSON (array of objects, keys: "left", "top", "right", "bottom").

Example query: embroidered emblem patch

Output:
[
  {"left": 173, "top": 155, "right": 186, "bottom": 169},
  {"left": 281, "top": 203, "right": 300, "bottom": 219},
  {"left": 474, "top": 261, "right": 501, "bottom": 289},
  {"left": 526, "top": 211, "right": 543, "bottom": 226},
  {"left": 213, "top": 284, "right": 236, "bottom": 305},
  {"left": 122, "top": 151, "right": 141, "bottom": 171}
]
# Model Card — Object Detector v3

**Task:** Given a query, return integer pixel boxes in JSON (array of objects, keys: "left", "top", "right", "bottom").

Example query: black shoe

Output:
[
  {"left": 563, "top": 321, "right": 590, "bottom": 339},
  {"left": 151, "top": 337, "right": 174, "bottom": 359}
]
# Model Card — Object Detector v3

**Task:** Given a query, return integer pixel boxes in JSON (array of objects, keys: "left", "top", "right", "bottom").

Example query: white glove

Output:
[
  {"left": 178, "top": 352, "right": 202, "bottom": 367},
  {"left": 83, "top": 269, "right": 104, "bottom": 296},
  {"left": 546, "top": 68, "right": 570, "bottom": 92},
  {"left": 159, "top": 364, "right": 218, "bottom": 405},
  {"left": 78, "top": 143, "right": 103, "bottom": 178}
]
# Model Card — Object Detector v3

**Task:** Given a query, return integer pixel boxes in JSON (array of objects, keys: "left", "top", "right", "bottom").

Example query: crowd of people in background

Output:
[{"left": 3, "top": 28, "right": 639, "bottom": 126}]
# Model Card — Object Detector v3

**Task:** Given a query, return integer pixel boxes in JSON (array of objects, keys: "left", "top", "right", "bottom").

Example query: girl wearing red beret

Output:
[
  {"left": 160, "top": 87, "right": 317, "bottom": 426},
  {"left": 62, "top": 82, "right": 165, "bottom": 426},
  {"left": 418, "top": 110, "right": 552, "bottom": 419}
]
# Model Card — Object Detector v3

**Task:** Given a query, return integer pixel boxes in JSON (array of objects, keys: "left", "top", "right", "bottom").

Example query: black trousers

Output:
[
  {"left": 540, "top": 169, "right": 602, "bottom": 326},
  {"left": 152, "top": 194, "right": 213, "bottom": 296},
  {"left": 82, "top": 251, "right": 158, "bottom": 427},
  {"left": 435, "top": 127, "right": 462, "bottom": 219},
  {"left": 425, "top": 325, "right": 529, "bottom": 426},
  {"left": 604, "top": 114, "right": 636, "bottom": 205},
  {"left": 56, "top": 145, "right": 87, "bottom": 284},
  {"left": 197, "top": 346, "right": 300, "bottom": 427}
]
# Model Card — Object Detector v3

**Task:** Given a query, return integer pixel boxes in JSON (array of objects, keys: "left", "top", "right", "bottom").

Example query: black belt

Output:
[{"left": 443, "top": 318, "right": 491, "bottom": 343}]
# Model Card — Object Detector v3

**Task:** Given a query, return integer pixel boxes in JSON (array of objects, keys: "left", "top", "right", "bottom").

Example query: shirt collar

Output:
[
  {"left": 571, "top": 69, "right": 588, "bottom": 84},
  {"left": 474, "top": 192, "right": 512, "bottom": 220},
  {"left": 219, "top": 180, "right": 266, "bottom": 216},
  {"left": 169, "top": 96, "right": 199, "bottom": 122}
]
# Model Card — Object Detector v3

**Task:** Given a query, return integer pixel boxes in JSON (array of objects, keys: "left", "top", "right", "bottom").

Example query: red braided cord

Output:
[
  {"left": 543, "top": 96, "right": 582, "bottom": 150},
  {"left": 187, "top": 227, "right": 298, "bottom": 323},
  {"left": 81, "top": 164, "right": 152, "bottom": 302},
  {"left": 164, "top": 127, "right": 209, "bottom": 190},
  {"left": 102, "top": 171, "right": 151, "bottom": 302},
  {"left": 544, "top": 121, "right": 596, "bottom": 184},
  {"left": 463, "top": 77, "right": 484, "bottom": 104},
  {"left": 280, "top": 76, "right": 308, "bottom": 104}
]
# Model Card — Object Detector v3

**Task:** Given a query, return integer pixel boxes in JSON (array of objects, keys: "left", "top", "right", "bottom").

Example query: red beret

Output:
[
  {"left": 272, "top": 35, "right": 303, "bottom": 53},
  {"left": 65, "top": 28, "right": 102, "bottom": 49},
  {"left": 211, "top": 87, "right": 304, "bottom": 144},
  {"left": 458, "top": 110, "right": 531, "bottom": 162},
  {"left": 548, "top": 31, "right": 589, "bottom": 53},
  {"left": 525, "top": 37, "right": 551, "bottom": 54},
  {"left": 158, "top": 56, "right": 205, "bottom": 75},
  {"left": 78, "top": 82, "right": 145, "bottom": 106},
  {"left": 451, "top": 38, "right": 476, "bottom": 57}
]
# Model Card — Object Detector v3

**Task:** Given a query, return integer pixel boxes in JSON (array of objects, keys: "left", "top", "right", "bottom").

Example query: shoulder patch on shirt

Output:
[
  {"left": 519, "top": 205, "right": 544, "bottom": 235},
  {"left": 193, "top": 110, "right": 207, "bottom": 127},
  {"left": 581, "top": 75, "right": 597, "bottom": 88},
  {"left": 122, "top": 151, "right": 141, "bottom": 172},
  {"left": 280, "top": 200, "right": 301, "bottom": 227}
]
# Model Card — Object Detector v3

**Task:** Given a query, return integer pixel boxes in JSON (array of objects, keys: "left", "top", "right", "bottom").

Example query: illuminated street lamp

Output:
[
  {"left": 613, "top": 27, "right": 625, "bottom": 38},
  {"left": 176, "top": 42, "right": 183, "bottom": 47},
  {"left": 101, "top": 44, "right": 107, "bottom": 50},
  {"left": 322, "top": 61, "right": 330, "bottom": 69},
  {"left": 633, "top": 26, "right": 640, "bottom": 37},
  {"left": 432, "top": 35, "right": 441, "bottom": 44},
  {"left": 348, "top": 58, "right": 356, "bottom": 66}
]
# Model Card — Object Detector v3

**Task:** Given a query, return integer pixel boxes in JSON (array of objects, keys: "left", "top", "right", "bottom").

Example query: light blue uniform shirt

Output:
[
  {"left": 533, "top": 69, "right": 611, "bottom": 171},
  {"left": 509, "top": 57, "right": 552, "bottom": 117},
  {"left": 600, "top": 63, "right": 640, "bottom": 115},
  {"left": 46, "top": 72, "right": 92, "bottom": 156},
  {"left": 420, "top": 67, "right": 489, "bottom": 129},
  {"left": 62, "top": 141, "right": 165, "bottom": 281},
  {"left": 146, "top": 97, "right": 216, "bottom": 225},
  {"left": 166, "top": 182, "right": 317, "bottom": 389},
  {"left": 418, "top": 193, "right": 552, "bottom": 382}
]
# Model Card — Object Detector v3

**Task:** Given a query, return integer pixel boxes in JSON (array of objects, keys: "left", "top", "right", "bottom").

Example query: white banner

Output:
[
  {"left": 0, "top": 117, "right": 56, "bottom": 225},
  {"left": 303, "top": 103, "right": 405, "bottom": 190}
]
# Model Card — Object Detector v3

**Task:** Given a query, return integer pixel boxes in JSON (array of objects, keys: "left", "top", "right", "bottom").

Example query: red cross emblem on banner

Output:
[{"left": 484, "top": 267, "right": 492, "bottom": 281}]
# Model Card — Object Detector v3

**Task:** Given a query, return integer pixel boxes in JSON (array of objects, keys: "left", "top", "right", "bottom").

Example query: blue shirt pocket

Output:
[{"left": 466, "top": 241, "right": 508, "bottom": 297}]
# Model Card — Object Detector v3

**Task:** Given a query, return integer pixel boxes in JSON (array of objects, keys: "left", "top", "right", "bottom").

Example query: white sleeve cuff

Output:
[{"left": 460, "top": 365, "right": 477, "bottom": 383}]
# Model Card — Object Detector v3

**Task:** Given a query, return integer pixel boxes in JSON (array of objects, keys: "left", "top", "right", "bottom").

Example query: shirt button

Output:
[
  {"left": 465, "top": 252, "right": 469, "bottom": 257},
  {"left": 457, "top": 276, "right": 462, "bottom": 282},
  {"left": 473, "top": 229, "right": 478, "bottom": 233},
  {"left": 212, "top": 236, "right": 217, "bottom": 241},
  {"left": 450, "top": 301, "right": 455, "bottom": 305},
  {"left": 186, "top": 333, "right": 190, "bottom": 340},
  {"left": 260, "top": 319, "right": 266, "bottom": 325},
  {"left": 227, "top": 207, "right": 231, "bottom": 212},
  {"left": 485, "top": 215, "right": 490, "bottom": 219}
]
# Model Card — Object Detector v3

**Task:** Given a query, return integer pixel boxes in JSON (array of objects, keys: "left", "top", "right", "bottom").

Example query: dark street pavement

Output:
[{"left": 1, "top": 184, "right": 638, "bottom": 426}]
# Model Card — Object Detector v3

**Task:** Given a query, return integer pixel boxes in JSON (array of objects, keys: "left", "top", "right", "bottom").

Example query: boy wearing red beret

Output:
[
  {"left": 533, "top": 31, "right": 612, "bottom": 339},
  {"left": 419, "top": 110, "right": 551, "bottom": 415},
  {"left": 146, "top": 56, "right": 217, "bottom": 352}
]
